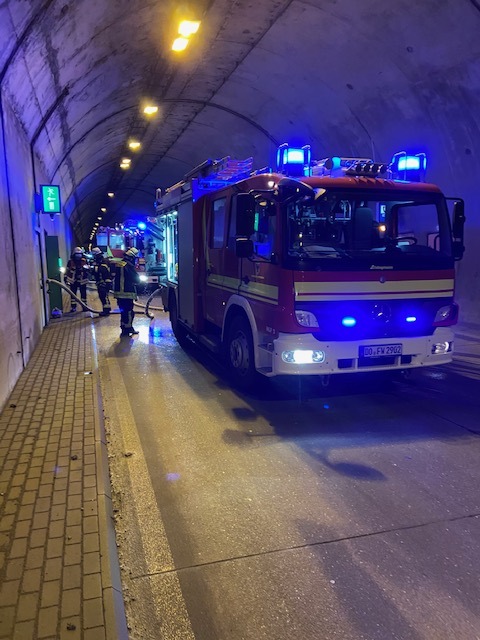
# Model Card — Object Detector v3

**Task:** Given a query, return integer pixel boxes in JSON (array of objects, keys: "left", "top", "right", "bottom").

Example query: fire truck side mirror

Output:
[
  {"left": 452, "top": 199, "right": 465, "bottom": 260},
  {"left": 235, "top": 237, "right": 254, "bottom": 258},
  {"left": 235, "top": 193, "right": 256, "bottom": 237}
]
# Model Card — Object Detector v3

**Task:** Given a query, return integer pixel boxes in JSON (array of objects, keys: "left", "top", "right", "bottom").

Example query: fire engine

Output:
[
  {"left": 94, "top": 221, "right": 165, "bottom": 289},
  {"left": 154, "top": 145, "right": 465, "bottom": 390}
]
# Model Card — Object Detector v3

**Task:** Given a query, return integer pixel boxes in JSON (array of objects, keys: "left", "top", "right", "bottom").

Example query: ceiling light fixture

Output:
[
  {"left": 178, "top": 20, "right": 201, "bottom": 37},
  {"left": 107, "top": 192, "right": 114, "bottom": 198},
  {"left": 143, "top": 105, "right": 158, "bottom": 115},
  {"left": 172, "top": 37, "right": 189, "bottom": 52},
  {"left": 128, "top": 140, "right": 141, "bottom": 151}
]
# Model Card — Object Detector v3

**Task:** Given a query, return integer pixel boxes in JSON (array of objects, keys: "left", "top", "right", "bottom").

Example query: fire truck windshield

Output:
[{"left": 285, "top": 189, "right": 453, "bottom": 268}]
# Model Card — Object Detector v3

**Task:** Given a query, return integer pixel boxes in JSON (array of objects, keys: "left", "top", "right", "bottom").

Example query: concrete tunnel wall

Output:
[
  {"left": 0, "top": 93, "right": 73, "bottom": 411},
  {"left": 1, "top": 0, "right": 480, "bottom": 410}
]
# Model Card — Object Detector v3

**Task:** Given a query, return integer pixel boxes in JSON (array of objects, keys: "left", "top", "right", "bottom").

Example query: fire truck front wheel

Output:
[{"left": 225, "top": 315, "right": 257, "bottom": 391}]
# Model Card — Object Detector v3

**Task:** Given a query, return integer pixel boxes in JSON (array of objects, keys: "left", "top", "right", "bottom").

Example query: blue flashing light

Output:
[
  {"left": 138, "top": 221, "right": 147, "bottom": 230},
  {"left": 406, "top": 316, "right": 417, "bottom": 323},
  {"left": 391, "top": 151, "right": 427, "bottom": 180},
  {"left": 276, "top": 143, "right": 311, "bottom": 176},
  {"left": 342, "top": 316, "right": 357, "bottom": 327},
  {"left": 332, "top": 156, "right": 341, "bottom": 169},
  {"left": 398, "top": 156, "right": 420, "bottom": 171},
  {"left": 286, "top": 149, "right": 305, "bottom": 164}
]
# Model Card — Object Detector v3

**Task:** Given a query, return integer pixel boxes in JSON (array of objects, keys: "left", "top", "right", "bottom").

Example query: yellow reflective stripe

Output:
[
  {"left": 120, "top": 265, "right": 125, "bottom": 292},
  {"left": 297, "top": 291, "right": 453, "bottom": 301},
  {"left": 207, "top": 274, "right": 279, "bottom": 304},
  {"left": 295, "top": 279, "right": 454, "bottom": 300}
]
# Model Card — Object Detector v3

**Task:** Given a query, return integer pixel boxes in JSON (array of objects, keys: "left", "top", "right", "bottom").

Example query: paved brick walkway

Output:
[{"left": 0, "top": 314, "right": 127, "bottom": 640}]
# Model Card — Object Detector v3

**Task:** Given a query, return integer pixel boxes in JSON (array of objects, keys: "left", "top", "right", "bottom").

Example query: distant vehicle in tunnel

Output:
[
  {"left": 153, "top": 145, "right": 465, "bottom": 390},
  {"left": 94, "top": 220, "right": 165, "bottom": 292}
]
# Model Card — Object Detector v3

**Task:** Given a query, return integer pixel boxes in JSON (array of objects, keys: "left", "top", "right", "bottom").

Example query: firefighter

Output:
[
  {"left": 65, "top": 247, "right": 89, "bottom": 312},
  {"left": 112, "top": 247, "right": 140, "bottom": 337},
  {"left": 91, "top": 248, "right": 113, "bottom": 315}
]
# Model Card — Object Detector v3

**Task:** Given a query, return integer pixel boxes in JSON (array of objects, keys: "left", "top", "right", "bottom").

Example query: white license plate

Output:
[{"left": 360, "top": 344, "right": 403, "bottom": 358}]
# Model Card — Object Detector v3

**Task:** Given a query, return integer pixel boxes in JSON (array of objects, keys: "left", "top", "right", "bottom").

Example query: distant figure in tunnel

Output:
[
  {"left": 91, "top": 248, "right": 113, "bottom": 315},
  {"left": 112, "top": 247, "right": 140, "bottom": 337},
  {"left": 65, "top": 247, "right": 89, "bottom": 312}
]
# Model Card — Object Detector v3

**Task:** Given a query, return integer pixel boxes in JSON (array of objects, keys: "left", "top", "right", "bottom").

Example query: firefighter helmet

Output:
[
  {"left": 92, "top": 247, "right": 103, "bottom": 262},
  {"left": 124, "top": 247, "right": 139, "bottom": 262}
]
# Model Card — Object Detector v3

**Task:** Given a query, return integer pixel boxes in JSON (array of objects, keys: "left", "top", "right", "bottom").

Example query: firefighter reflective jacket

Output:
[
  {"left": 93, "top": 259, "right": 113, "bottom": 290},
  {"left": 65, "top": 256, "right": 89, "bottom": 285},
  {"left": 112, "top": 260, "right": 139, "bottom": 300}
]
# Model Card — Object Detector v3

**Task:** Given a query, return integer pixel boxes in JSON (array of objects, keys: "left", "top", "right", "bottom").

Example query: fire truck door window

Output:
[
  {"left": 253, "top": 208, "right": 275, "bottom": 259},
  {"left": 211, "top": 198, "right": 227, "bottom": 248},
  {"left": 227, "top": 196, "right": 237, "bottom": 252}
]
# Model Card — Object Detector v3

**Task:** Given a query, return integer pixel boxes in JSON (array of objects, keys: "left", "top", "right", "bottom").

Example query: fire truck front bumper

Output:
[{"left": 268, "top": 327, "right": 455, "bottom": 376}]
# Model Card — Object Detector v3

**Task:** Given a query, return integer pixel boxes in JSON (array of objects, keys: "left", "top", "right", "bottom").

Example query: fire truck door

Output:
[
  {"left": 237, "top": 209, "right": 279, "bottom": 327},
  {"left": 204, "top": 197, "right": 228, "bottom": 327}
]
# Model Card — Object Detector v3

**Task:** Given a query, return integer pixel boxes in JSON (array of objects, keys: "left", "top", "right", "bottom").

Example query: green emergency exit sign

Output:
[{"left": 40, "top": 185, "right": 61, "bottom": 214}]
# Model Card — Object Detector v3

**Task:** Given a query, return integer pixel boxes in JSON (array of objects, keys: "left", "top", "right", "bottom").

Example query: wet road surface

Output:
[{"left": 93, "top": 306, "right": 480, "bottom": 640}]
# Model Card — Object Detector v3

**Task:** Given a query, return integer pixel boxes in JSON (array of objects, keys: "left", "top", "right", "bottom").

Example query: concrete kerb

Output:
[
  {"left": 91, "top": 328, "right": 129, "bottom": 640},
  {"left": 455, "top": 322, "right": 480, "bottom": 341}
]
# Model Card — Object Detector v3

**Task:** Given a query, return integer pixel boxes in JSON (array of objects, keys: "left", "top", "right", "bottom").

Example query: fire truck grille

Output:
[{"left": 302, "top": 297, "right": 451, "bottom": 342}]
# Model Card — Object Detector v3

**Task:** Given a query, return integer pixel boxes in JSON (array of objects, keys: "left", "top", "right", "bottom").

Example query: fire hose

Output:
[
  {"left": 144, "top": 285, "right": 165, "bottom": 317},
  {"left": 46, "top": 278, "right": 164, "bottom": 320}
]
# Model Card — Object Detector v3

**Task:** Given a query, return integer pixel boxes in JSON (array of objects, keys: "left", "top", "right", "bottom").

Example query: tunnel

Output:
[{"left": 1, "top": 0, "right": 479, "bottom": 405}]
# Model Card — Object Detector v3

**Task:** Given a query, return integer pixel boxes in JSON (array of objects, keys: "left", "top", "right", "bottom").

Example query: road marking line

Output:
[{"left": 105, "top": 356, "right": 195, "bottom": 639}]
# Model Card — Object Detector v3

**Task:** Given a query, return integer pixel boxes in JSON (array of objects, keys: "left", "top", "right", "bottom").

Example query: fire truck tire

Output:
[
  {"left": 225, "top": 315, "right": 257, "bottom": 391},
  {"left": 169, "top": 294, "right": 190, "bottom": 348}
]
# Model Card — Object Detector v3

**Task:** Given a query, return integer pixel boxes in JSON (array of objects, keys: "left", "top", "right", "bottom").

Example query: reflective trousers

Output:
[
  {"left": 97, "top": 285, "right": 111, "bottom": 313},
  {"left": 69, "top": 281, "right": 87, "bottom": 310},
  {"left": 117, "top": 298, "right": 135, "bottom": 330}
]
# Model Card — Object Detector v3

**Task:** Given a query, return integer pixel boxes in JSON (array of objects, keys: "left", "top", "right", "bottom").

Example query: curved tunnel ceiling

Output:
[{"left": 1, "top": 0, "right": 479, "bottom": 246}]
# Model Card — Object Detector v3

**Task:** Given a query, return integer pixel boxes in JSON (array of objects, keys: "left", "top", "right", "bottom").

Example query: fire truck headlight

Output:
[
  {"left": 282, "top": 350, "right": 326, "bottom": 364},
  {"left": 139, "top": 274, "right": 148, "bottom": 282},
  {"left": 431, "top": 341, "right": 452, "bottom": 355},
  {"left": 295, "top": 310, "right": 319, "bottom": 327}
]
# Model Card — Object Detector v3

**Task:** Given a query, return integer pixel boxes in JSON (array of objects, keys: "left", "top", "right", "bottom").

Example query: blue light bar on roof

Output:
[
  {"left": 286, "top": 149, "right": 305, "bottom": 164},
  {"left": 276, "top": 143, "right": 311, "bottom": 176},
  {"left": 391, "top": 151, "right": 427, "bottom": 181},
  {"left": 398, "top": 156, "right": 420, "bottom": 171}
]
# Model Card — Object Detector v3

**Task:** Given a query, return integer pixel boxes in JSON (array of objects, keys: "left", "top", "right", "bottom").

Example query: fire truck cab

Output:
[{"left": 155, "top": 147, "right": 465, "bottom": 390}]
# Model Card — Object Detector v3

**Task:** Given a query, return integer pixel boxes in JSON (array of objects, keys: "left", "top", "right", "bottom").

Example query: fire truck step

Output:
[{"left": 198, "top": 334, "right": 221, "bottom": 353}]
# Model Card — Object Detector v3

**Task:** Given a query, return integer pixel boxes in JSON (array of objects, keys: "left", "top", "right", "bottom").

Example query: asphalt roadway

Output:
[{"left": 93, "top": 307, "right": 480, "bottom": 640}]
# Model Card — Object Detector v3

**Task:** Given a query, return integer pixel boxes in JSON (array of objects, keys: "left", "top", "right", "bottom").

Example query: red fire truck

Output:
[
  {"left": 155, "top": 146, "right": 465, "bottom": 389},
  {"left": 94, "top": 222, "right": 165, "bottom": 290}
]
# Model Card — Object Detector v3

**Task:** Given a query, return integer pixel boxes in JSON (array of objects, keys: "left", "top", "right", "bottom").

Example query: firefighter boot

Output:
[
  {"left": 121, "top": 326, "right": 139, "bottom": 337},
  {"left": 69, "top": 303, "right": 77, "bottom": 313}
]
